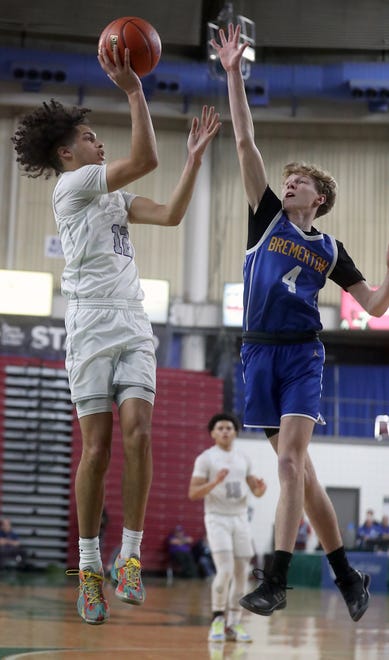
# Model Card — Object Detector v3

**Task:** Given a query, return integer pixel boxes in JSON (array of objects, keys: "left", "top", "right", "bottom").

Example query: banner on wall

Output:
[
  {"left": 0, "top": 316, "right": 66, "bottom": 359},
  {"left": 0, "top": 316, "right": 173, "bottom": 365}
]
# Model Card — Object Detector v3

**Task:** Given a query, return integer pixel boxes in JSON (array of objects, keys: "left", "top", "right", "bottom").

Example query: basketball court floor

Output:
[{"left": 0, "top": 570, "right": 388, "bottom": 659}]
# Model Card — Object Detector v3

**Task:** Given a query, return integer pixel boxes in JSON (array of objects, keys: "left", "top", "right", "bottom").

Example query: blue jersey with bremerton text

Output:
[{"left": 243, "top": 187, "right": 355, "bottom": 334}]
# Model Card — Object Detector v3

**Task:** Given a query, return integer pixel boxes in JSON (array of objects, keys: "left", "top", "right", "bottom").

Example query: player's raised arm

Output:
[
  {"left": 129, "top": 105, "right": 221, "bottom": 226},
  {"left": 211, "top": 24, "right": 267, "bottom": 213},
  {"left": 98, "top": 46, "right": 158, "bottom": 191}
]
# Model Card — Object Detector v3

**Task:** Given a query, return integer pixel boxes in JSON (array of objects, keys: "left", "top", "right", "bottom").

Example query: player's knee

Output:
[
  {"left": 81, "top": 442, "right": 111, "bottom": 474},
  {"left": 278, "top": 454, "right": 300, "bottom": 484},
  {"left": 215, "top": 567, "right": 233, "bottom": 584},
  {"left": 122, "top": 424, "right": 151, "bottom": 457}
]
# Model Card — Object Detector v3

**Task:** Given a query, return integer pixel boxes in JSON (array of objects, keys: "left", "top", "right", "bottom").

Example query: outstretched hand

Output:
[
  {"left": 210, "top": 23, "right": 249, "bottom": 73},
  {"left": 187, "top": 105, "right": 221, "bottom": 158},
  {"left": 98, "top": 46, "right": 142, "bottom": 94}
]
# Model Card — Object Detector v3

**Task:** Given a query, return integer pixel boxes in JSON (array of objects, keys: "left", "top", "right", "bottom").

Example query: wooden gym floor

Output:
[{"left": 0, "top": 571, "right": 389, "bottom": 659}]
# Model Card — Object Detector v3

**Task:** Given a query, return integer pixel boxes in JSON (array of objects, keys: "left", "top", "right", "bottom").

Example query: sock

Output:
[
  {"left": 226, "top": 609, "right": 240, "bottom": 627},
  {"left": 212, "top": 611, "right": 225, "bottom": 621},
  {"left": 269, "top": 550, "right": 293, "bottom": 585},
  {"left": 79, "top": 536, "right": 102, "bottom": 572},
  {"left": 120, "top": 527, "right": 143, "bottom": 559},
  {"left": 327, "top": 546, "right": 356, "bottom": 581}
]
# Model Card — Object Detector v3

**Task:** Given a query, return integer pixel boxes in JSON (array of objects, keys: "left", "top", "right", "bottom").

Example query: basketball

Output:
[{"left": 98, "top": 17, "right": 161, "bottom": 78}]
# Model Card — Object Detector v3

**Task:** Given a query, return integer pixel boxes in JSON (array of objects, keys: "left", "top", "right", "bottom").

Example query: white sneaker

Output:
[
  {"left": 208, "top": 615, "right": 226, "bottom": 642},
  {"left": 225, "top": 623, "right": 252, "bottom": 642}
]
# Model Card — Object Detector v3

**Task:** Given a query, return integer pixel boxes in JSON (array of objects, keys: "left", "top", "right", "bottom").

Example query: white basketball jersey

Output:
[
  {"left": 53, "top": 164, "right": 143, "bottom": 301},
  {"left": 192, "top": 445, "right": 253, "bottom": 515}
]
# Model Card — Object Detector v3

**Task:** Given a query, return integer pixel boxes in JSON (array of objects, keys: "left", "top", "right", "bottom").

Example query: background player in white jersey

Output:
[
  {"left": 189, "top": 413, "right": 266, "bottom": 643},
  {"left": 12, "top": 45, "right": 221, "bottom": 625},
  {"left": 211, "top": 24, "right": 389, "bottom": 622}
]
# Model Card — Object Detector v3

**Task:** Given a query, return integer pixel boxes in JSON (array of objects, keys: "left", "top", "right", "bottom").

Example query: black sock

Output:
[
  {"left": 327, "top": 546, "right": 356, "bottom": 581},
  {"left": 269, "top": 550, "right": 293, "bottom": 585},
  {"left": 212, "top": 611, "right": 224, "bottom": 621}
]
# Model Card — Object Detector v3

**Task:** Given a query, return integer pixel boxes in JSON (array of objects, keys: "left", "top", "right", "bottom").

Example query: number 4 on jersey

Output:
[{"left": 282, "top": 266, "right": 302, "bottom": 293}]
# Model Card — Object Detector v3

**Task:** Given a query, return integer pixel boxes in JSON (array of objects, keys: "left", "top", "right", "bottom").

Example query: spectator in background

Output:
[
  {"left": 192, "top": 536, "right": 216, "bottom": 578},
  {"left": 356, "top": 510, "right": 381, "bottom": 549},
  {"left": 294, "top": 516, "right": 312, "bottom": 551},
  {"left": 379, "top": 515, "right": 389, "bottom": 537},
  {"left": 0, "top": 518, "right": 28, "bottom": 569},
  {"left": 167, "top": 525, "right": 198, "bottom": 578}
]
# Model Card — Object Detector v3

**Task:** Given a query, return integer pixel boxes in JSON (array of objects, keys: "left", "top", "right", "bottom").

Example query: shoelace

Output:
[
  {"left": 121, "top": 557, "right": 141, "bottom": 588},
  {"left": 66, "top": 568, "right": 105, "bottom": 604},
  {"left": 252, "top": 568, "right": 293, "bottom": 591}
]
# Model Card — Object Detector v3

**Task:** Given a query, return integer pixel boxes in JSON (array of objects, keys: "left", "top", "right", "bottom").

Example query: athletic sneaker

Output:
[
  {"left": 335, "top": 570, "right": 371, "bottom": 621},
  {"left": 111, "top": 555, "right": 145, "bottom": 605},
  {"left": 225, "top": 623, "right": 252, "bottom": 642},
  {"left": 208, "top": 615, "right": 226, "bottom": 642},
  {"left": 66, "top": 566, "right": 109, "bottom": 625},
  {"left": 239, "top": 569, "right": 288, "bottom": 616}
]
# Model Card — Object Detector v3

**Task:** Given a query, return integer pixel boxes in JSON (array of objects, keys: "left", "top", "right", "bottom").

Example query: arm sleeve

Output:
[
  {"left": 122, "top": 191, "right": 138, "bottom": 211},
  {"left": 191, "top": 453, "right": 209, "bottom": 479},
  {"left": 65, "top": 164, "right": 108, "bottom": 196},
  {"left": 329, "top": 240, "right": 365, "bottom": 290},
  {"left": 54, "top": 164, "right": 108, "bottom": 215},
  {"left": 247, "top": 186, "right": 283, "bottom": 249}
]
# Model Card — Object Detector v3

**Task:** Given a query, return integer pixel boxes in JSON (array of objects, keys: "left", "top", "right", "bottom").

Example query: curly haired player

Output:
[{"left": 12, "top": 45, "right": 221, "bottom": 625}]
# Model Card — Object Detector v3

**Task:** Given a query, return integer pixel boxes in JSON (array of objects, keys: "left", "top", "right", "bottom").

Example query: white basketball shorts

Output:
[
  {"left": 65, "top": 299, "right": 156, "bottom": 412},
  {"left": 205, "top": 512, "right": 254, "bottom": 557}
]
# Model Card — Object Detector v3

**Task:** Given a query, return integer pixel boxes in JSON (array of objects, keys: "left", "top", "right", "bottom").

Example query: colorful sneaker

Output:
[
  {"left": 239, "top": 569, "right": 289, "bottom": 616},
  {"left": 225, "top": 623, "right": 252, "bottom": 642},
  {"left": 111, "top": 555, "right": 145, "bottom": 605},
  {"left": 335, "top": 570, "right": 371, "bottom": 621},
  {"left": 208, "top": 615, "right": 226, "bottom": 642},
  {"left": 66, "top": 566, "right": 109, "bottom": 625}
]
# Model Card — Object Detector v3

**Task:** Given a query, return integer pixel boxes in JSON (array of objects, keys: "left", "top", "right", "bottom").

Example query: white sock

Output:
[
  {"left": 120, "top": 528, "right": 143, "bottom": 559},
  {"left": 79, "top": 536, "right": 102, "bottom": 572},
  {"left": 227, "top": 609, "right": 241, "bottom": 628}
]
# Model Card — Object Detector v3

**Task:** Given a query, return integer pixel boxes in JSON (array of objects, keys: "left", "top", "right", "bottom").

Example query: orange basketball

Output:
[{"left": 98, "top": 17, "right": 161, "bottom": 77}]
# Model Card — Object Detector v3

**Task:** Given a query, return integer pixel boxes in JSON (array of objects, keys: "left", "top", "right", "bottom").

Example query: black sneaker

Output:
[
  {"left": 239, "top": 569, "right": 289, "bottom": 616},
  {"left": 335, "top": 570, "right": 371, "bottom": 622}
]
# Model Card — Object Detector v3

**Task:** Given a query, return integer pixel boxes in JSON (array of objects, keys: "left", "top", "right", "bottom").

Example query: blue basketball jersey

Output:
[
  {"left": 240, "top": 186, "right": 365, "bottom": 429},
  {"left": 243, "top": 192, "right": 337, "bottom": 334}
]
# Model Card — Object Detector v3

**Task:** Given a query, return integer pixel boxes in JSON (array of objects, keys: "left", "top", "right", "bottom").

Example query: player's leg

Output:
[
  {"left": 225, "top": 515, "right": 253, "bottom": 641},
  {"left": 208, "top": 550, "right": 234, "bottom": 642},
  {"left": 70, "top": 406, "right": 113, "bottom": 624},
  {"left": 225, "top": 556, "right": 252, "bottom": 642},
  {"left": 303, "top": 452, "right": 370, "bottom": 621},
  {"left": 110, "top": 395, "right": 153, "bottom": 605},
  {"left": 240, "top": 416, "right": 313, "bottom": 617},
  {"left": 205, "top": 514, "right": 235, "bottom": 642},
  {"left": 274, "top": 416, "right": 314, "bottom": 552},
  {"left": 76, "top": 411, "right": 113, "bottom": 541},
  {"left": 266, "top": 435, "right": 370, "bottom": 621}
]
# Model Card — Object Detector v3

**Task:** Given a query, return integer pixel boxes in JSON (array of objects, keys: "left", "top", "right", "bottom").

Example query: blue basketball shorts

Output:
[{"left": 240, "top": 340, "right": 325, "bottom": 430}]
